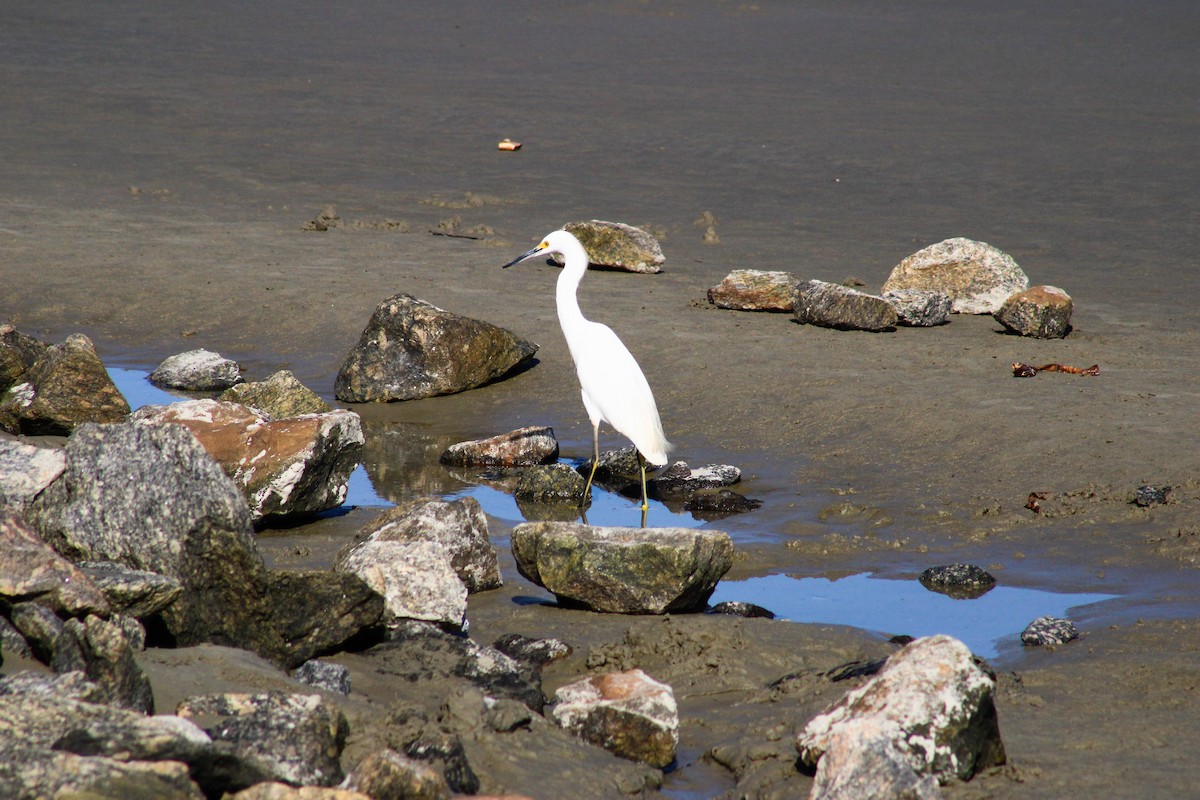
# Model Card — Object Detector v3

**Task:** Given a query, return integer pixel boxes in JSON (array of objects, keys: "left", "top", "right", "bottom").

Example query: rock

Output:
[
  {"left": 707, "top": 269, "right": 799, "bottom": 311},
  {"left": 150, "top": 348, "right": 244, "bottom": 391},
  {"left": 0, "top": 671, "right": 224, "bottom": 799},
  {"left": 993, "top": 284, "right": 1074, "bottom": 338},
  {"left": 343, "top": 749, "right": 451, "bottom": 800},
  {"left": 79, "top": 561, "right": 184, "bottom": 618},
  {"left": 334, "top": 293, "right": 537, "bottom": 402},
  {"left": 559, "top": 220, "right": 665, "bottom": 273},
  {"left": 52, "top": 614, "right": 155, "bottom": 713},
  {"left": 357, "top": 497, "right": 501, "bottom": 593},
  {"left": 335, "top": 541, "right": 467, "bottom": 629},
  {"left": 228, "top": 784, "right": 372, "bottom": 800},
  {"left": 706, "top": 601, "right": 775, "bottom": 619},
  {"left": 26, "top": 421, "right": 282, "bottom": 659},
  {"left": 883, "top": 288, "right": 953, "bottom": 327},
  {"left": 0, "top": 509, "right": 111, "bottom": 616},
  {"left": 219, "top": 369, "right": 332, "bottom": 417},
  {"left": 682, "top": 488, "right": 763, "bottom": 516},
  {"left": 808, "top": 732, "right": 940, "bottom": 800},
  {"left": 372, "top": 620, "right": 543, "bottom": 711},
  {"left": 292, "top": 660, "right": 352, "bottom": 695},
  {"left": 133, "top": 399, "right": 363, "bottom": 521},
  {"left": 514, "top": 463, "right": 587, "bottom": 503},
  {"left": 1021, "top": 616, "right": 1078, "bottom": 646},
  {"left": 8, "top": 601, "right": 64, "bottom": 661},
  {"left": 882, "top": 238, "right": 1030, "bottom": 315},
  {"left": 918, "top": 564, "right": 997, "bottom": 600},
  {"left": 0, "top": 333, "right": 130, "bottom": 435},
  {"left": 648, "top": 461, "right": 742, "bottom": 498},
  {"left": 792, "top": 280, "right": 899, "bottom": 331},
  {"left": 265, "top": 570, "right": 384, "bottom": 667},
  {"left": 440, "top": 425, "right": 559, "bottom": 467},
  {"left": 176, "top": 691, "right": 349, "bottom": 787},
  {"left": 0, "top": 324, "right": 49, "bottom": 392},
  {"left": 510, "top": 522, "right": 734, "bottom": 614},
  {"left": 551, "top": 669, "right": 679, "bottom": 768},
  {"left": 491, "top": 632, "right": 573, "bottom": 667},
  {"left": 797, "top": 635, "right": 1006, "bottom": 785},
  {"left": 1134, "top": 485, "right": 1171, "bottom": 507},
  {"left": 0, "top": 437, "right": 65, "bottom": 515}
]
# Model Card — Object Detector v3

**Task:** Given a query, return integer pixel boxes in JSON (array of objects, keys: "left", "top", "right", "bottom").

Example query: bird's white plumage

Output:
[{"left": 503, "top": 229, "right": 670, "bottom": 510}]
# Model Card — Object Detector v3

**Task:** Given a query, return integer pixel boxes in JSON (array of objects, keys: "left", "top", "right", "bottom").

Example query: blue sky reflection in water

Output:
[
  {"left": 709, "top": 573, "right": 1118, "bottom": 659},
  {"left": 107, "top": 368, "right": 1118, "bottom": 660}
]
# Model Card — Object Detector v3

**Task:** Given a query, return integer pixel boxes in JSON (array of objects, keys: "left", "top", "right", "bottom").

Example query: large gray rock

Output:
[
  {"left": 356, "top": 497, "right": 501, "bottom": 593},
  {"left": 26, "top": 421, "right": 280, "bottom": 657},
  {"left": 797, "top": 635, "right": 1006, "bottom": 787},
  {"left": 218, "top": 369, "right": 332, "bottom": 417},
  {"left": 0, "top": 671, "right": 221, "bottom": 799},
  {"left": 560, "top": 220, "right": 665, "bottom": 273},
  {"left": 334, "top": 293, "right": 537, "bottom": 402},
  {"left": 882, "top": 238, "right": 1029, "bottom": 314},
  {"left": 792, "top": 280, "right": 898, "bottom": 332},
  {"left": 440, "top": 425, "right": 559, "bottom": 468},
  {"left": 707, "top": 269, "right": 799, "bottom": 311},
  {"left": 79, "top": 561, "right": 184, "bottom": 619},
  {"left": 993, "top": 285, "right": 1074, "bottom": 338},
  {"left": 0, "top": 438, "right": 65, "bottom": 514},
  {"left": 510, "top": 523, "right": 734, "bottom": 614},
  {"left": 0, "top": 333, "right": 130, "bottom": 435},
  {"left": 149, "top": 348, "right": 244, "bottom": 391},
  {"left": 176, "top": 691, "right": 349, "bottom": 788},
  {"left": 551, "top": 668, "right": 679, "bottom": 768},
  {"left": 265, "top": 570, "right": 385, "bottom": 668},
  {"left": 133, "top": 399, "right": 363, "bottom": 521}
]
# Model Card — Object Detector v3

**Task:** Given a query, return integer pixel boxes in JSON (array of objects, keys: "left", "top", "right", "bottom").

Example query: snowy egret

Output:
[{"left": 503, "top": 230, "right": 670, "bottom": 511}]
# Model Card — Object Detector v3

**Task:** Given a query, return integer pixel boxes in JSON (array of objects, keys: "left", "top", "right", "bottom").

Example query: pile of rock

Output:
[{"left": 708, "top": 237, "right": 1077, "bottom": 338}]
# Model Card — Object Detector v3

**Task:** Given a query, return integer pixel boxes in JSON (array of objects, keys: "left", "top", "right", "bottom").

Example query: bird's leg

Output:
[
  {"left": 581, "top": 421, "right": 601, "bottom": 507},
  {"left": 637, "top": 451, "right": 650, "bottom": 512}
]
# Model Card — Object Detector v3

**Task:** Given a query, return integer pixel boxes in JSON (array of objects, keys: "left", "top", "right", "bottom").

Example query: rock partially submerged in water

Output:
[
  {"left": 797, "top": 635, "right": 1005, "bottom": 789},
  {"left": 882, "top": 238, "right": 1029, "bottom": 315},
  {"left": 993, "top": 284, "right": 1074, "bottom": 338},
  {"left": 559, "top": 220, "right": 665, "bottom": 273},
  {"left": 219, "top": 369, "right": 331, "bottom": 417},
  {"left": 356, "top": 497, "right": 501, "bottom": 593},
  {"left": 551, "top": 668, "right": 679, "bottom": 768},
  {"left": 440, "top": 425, "right": 559, "bottom": 468},
  {"left": 150, "top": 348, "right": 244, "bottom": 391},
  {"left": 0, "top": 333, "right": 129, "bottom": 435},
  {"left": 133, "top": 399, "right": 363, "bottom": 522},
  {"left": 334, "top": 293, "right": 537, "bottom": 402},
  {"left": 918, "top": 563, "right": 997, "bottom": 599},
  {"left": 649, "top": 461, "right": 742, "bottom": 498},
  {"left": 514, "top": 463, "right": 586, "bottom": 503},
  {"left": 510, "top": 522, "right": 733, "bottom": 614},
  {"left": 707, "top": 269, "right": 800, "bottom": 311},
  {"left": 793, "top": 280, "right": 899, "bottom": 332}
]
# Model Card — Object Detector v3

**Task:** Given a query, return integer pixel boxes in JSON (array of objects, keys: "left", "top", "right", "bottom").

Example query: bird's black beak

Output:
[{"left": 502, "top": 244, "right": 545, "bottom": 269}]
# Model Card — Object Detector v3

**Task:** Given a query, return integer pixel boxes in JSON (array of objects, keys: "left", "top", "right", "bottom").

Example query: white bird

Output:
[{"left": 503, "top": 230, "right": 670, "bottom": 511}]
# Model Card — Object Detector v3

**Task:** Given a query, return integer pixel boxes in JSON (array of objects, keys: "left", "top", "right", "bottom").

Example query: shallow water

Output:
[{"left": 109, "top": 365, "right": 1124, "bottom": 661}]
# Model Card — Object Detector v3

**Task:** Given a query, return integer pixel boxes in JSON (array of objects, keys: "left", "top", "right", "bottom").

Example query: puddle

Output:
[
  {"left": 709, "top": 572, "right": 1118, "bottom": 659},
  {"left": 107, "top": 366, "right": 185, "bottom": 409}
]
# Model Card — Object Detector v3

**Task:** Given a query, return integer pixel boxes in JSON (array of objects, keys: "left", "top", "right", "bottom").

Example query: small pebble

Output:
[{"left": 1134, "top": 485, "right": 1171, "bottom": 507}]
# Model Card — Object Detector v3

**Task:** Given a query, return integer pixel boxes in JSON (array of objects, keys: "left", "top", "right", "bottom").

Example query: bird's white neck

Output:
[{"left": 554, "top": 237, "right": 590, "bottom": 330}]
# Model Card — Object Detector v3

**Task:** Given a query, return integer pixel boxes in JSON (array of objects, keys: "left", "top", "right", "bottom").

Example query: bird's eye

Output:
[{"left": 539, "top": 242, "right": 549, "bottom": 249}]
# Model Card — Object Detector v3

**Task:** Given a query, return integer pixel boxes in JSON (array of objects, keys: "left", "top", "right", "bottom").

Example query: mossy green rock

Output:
[{"left": 510, "top": 522, "right": 733, "bottom": 614}]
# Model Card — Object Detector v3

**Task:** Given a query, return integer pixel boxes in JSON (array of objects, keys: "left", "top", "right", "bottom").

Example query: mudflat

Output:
[{"left": 3, "top": 2, "right": 1199, "bottom": 797}]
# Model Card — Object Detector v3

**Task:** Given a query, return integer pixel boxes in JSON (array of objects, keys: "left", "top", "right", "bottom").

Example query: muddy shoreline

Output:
[{"left": 4, "top": 1, "right": 1200, "bottom": 796}]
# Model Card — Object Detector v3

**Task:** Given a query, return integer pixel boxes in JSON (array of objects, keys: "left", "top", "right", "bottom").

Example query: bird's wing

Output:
[{"left": 567, "top": 321, "right": 670, "bottom": 465}]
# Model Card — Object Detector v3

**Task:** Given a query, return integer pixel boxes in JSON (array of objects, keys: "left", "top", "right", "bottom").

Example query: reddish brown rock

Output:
[{"left": 993, "top": 284, "right": 1074, "bottom": 338}]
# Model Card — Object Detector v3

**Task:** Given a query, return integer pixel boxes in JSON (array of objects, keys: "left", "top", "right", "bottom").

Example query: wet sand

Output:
[{"left": 4, "top": 1, "right": 1200, "bottom": 797}]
